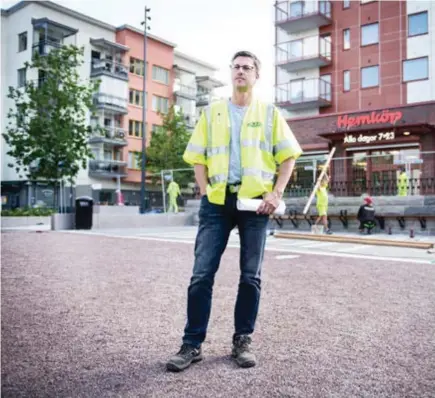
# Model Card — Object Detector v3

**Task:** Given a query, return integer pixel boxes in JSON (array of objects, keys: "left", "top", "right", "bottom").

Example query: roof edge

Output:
[
  {"left": 116, "top": 24, "right": 177, "bottom": 48},
  {"left": 2, "top": 1, "right": 116, "bottom": 31}
]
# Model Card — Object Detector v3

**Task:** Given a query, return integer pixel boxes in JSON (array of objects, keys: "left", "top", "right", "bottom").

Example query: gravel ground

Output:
[{"left": 2, "top": 231, "right": 435, "bottom": 398}]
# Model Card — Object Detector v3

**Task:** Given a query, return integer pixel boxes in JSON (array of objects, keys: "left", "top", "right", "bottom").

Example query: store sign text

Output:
[
  {"left": 337, "top": 110, "right": 403, "bottom": 129},
  {"left": 344, "top": 132, "right": 395, "bottom": 144}
]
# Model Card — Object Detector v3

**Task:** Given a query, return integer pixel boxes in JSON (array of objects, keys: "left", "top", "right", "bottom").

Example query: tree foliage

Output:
[
  {"left": 144, "top": 106, "right": 192, "bottom": 185},
  {"left": 3, "top": 45, "right": 100, "bottom": 185}
]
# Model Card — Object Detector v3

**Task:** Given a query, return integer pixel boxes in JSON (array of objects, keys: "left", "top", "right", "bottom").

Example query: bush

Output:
[{"left": 1, "top": 207, "right": 56, "bottom": 217}]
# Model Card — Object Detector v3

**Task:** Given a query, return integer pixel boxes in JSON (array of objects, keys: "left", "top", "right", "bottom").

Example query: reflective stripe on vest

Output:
[
  {"left": 274, "top": 139, "right": 294, "bottom": 154},
  {"left": 186, "top": 142, "right": 205, "bottom": 155},
  {"left": 207, "top": 145, "right": 228, "bottom": 156},
  {"left": 209, "top": 173, "right": 227, "bottom": 185},
  {"left": 204, "top": 106, "right": 212, "bottom": 147},
  {"left": 243, "top": 168, "right": 274, "bottom": 181},
  {"left": 265, "top": 104, "right": 274, "bottom": 154}
]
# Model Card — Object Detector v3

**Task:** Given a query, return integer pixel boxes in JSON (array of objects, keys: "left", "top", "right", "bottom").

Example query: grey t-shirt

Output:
[{"left": 227, "top": 101, "right": 248, "bottom": 184}]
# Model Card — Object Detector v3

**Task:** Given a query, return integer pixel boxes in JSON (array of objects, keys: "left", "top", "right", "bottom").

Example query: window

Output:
[
  {"left": 128, "top": 120, "right": 143, "bottom": 137},
  {"left": 18, "top": 32, "right": 27, "bottom": 52},
  {"left": 343, "top": 0, "right": 350, "bottom": 8},
  {"left": 320, "top": 74, "right": 332, "bottom": 101},
  {"left": 152, "top": 66, "right": 169, "bottom": 84},
  {"left": 152, "top": 95, "right": 169, "bottom": 113},
  {"left": 290, "top": 79, "right": 304, "bottom": 102},
  {"left": 361, "top": 23, "right": 379, "bottom": 46},
  {"left": 343, "top": 29, "right": 350, "bottom": 50},
  {"left": 129, "top": 57, "right": 145, "bottom": 76},
  {"left": 128, "top": 151, "right": 141, "bottom": 169},
  {"left": 403, "top": 57, "right": 428, "bottom": 82},
  {"left": 17, "top": 68, "right": 26, "bottom": 87},
  {"left": 290, "top": 1, "right": 303, "bottom": 18},
  {"left": 408, "top": 12, "right": 428, "bottom": 37},
  {"left": 343, "top": 70, "right": 350, "bottom": 91},
  {"left": 361, "top": 65, "right": 379, "bottom": 88},
  {"left": 129, "top": 89, "right": 146, "bottom": 107}
]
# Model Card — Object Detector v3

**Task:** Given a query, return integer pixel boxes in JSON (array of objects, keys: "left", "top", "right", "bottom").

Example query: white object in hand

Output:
[{"left": 237, "top": 198, "right": 286, "bottom": 215}]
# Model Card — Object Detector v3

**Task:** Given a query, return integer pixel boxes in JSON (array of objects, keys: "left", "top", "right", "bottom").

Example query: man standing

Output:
[
  {"left": 166, "top": 51, "right": 302, "bottom": 372},
  {"left": 167, "top": 179, "right": 181, "bottom": 213}
]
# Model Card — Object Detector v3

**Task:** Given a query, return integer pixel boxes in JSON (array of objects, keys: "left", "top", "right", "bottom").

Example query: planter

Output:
[{"left": 1, "top": 216, "right": 51, "bottom": 228}]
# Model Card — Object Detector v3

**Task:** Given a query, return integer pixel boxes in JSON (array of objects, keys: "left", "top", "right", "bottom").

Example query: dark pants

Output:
[
  {"left": 182, "top": 191, "right": 269, "bottom": 348},
  {"left": 359, "top": 220, "right": 375, "bottom": 231}
]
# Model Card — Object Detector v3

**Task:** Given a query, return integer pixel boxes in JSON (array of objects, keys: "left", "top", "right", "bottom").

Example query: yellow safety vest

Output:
[
  {"left": 398, "top": 172, "right": 408, "bottom": 196},
  {"left": 183, "top": 99, "right": 302, "bottom": 205}
]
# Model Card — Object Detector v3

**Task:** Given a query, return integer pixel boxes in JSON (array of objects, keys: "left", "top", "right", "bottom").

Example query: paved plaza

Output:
[{"left": 2, "top": 229, "right": 435, "bottom": 397}]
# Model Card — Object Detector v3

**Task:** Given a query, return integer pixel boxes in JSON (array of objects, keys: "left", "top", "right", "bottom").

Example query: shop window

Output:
[
  {"left": 361, "top": 65, "right": 379, "bottom": 88},
  {"left": 403, "top": 57, "right": 428, "bottom": 82},
  {"left": 361, "top": 22, "right": 379, "bottom": 46},
  {"left": 408, "top": 12, "right": 428, "bottom": 37}
]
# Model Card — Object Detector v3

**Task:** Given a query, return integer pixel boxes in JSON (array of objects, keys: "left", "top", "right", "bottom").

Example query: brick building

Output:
[{"left": 274, "top": 0, "right": 435, "bottom": 196}]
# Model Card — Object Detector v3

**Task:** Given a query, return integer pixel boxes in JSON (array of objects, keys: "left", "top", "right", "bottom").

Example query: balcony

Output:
[
  {"left": 174, "top": 84, "right": 197, "bottom": 100},
  {"left": 275, "top": 1, "right": 332, "bottom": 33},
  {"left": 89, "top": 127, "right": 128, "bottom": 147},
  {"left": 32, "top": 39, "right": 62, "bottom": 58},
  {"left": 196, "top": 92, "right": 212, "bottom": 107},
  {"left": 276, "top": 35, "right": 331, "bottom": 72},
  {"left": 91, "top": 59, "right": 129, "bottom": 81},
  {"left": 94, "top": 93, "right": 128, "bottom": 114},
  {"left": 88, "top": 159, "right": 127, "bottom": 178},
  {"left": 275, "top": 77, "right": 332, "bottom": 111}
]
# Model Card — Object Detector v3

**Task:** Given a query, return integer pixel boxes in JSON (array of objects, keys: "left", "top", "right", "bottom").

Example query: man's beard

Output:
[{"left": 236, "top": 85, "right": 249, "bottom": 93}]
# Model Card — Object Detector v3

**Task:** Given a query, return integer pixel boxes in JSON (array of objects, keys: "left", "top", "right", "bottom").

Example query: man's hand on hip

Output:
[{"left": 257, "top": 192, "right": 280, "bottom": 215}]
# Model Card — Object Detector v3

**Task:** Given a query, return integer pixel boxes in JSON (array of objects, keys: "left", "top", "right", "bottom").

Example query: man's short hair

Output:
[{"left": 231, "top": 50, "right": 261, "bottom": 71}]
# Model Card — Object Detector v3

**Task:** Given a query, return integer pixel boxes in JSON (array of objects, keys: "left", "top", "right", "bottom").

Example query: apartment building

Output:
[
  {"left": 173, "top": 50, "right": 225, "bottom": 130},
  {"left": 274, "top": 0, "right": 435, "bottom": 196},
  {"left": 1, "top": 1, "right": 223, "bottom": 208}
]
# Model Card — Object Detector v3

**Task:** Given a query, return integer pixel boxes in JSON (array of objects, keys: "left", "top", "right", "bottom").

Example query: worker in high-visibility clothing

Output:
[
  {"left": 166, "top": 50, "right": 302, "bottom": 372},
  {"left": 397, "top": 167, "right": 408, "bottom": 196},
  {"left": 167, "top": 179, "right": 181, "bottom": 213}
]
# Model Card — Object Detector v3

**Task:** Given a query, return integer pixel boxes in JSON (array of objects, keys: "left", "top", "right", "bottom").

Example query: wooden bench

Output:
[{"left": 270, "top": 209, "right": 435, "bottom": 231}]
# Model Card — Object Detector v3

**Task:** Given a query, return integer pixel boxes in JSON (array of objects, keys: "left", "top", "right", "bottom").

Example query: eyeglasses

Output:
[{"left": 230, "top": 64, "right": 255, "bottom": 72}]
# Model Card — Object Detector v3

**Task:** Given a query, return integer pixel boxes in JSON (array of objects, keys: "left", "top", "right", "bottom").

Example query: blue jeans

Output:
[{"left": 182, "top": 191, "right": 269, "bottom": 347}]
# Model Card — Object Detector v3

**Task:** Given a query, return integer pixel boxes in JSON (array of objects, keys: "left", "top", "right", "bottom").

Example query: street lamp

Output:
[{"left": 139, "top": 6, "right": 151, "bottom": 214}]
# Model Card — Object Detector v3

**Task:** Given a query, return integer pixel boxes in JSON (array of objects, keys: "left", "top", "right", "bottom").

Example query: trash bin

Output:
[{"left": 75, "top": 196, "right": 93, "bottom": 229}]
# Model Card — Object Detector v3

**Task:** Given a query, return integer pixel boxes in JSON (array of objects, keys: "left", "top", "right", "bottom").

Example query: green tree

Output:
[
  {"left": 144, "top": 106, "right": 192, "bottom": 186},
  {"left": 3, "top": 45, "right": 100, "bottom": 206}
]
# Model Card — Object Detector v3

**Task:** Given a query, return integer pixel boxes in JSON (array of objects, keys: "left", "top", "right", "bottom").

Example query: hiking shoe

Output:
[
  {"left": 166, "top": 343, "right": 203, "bottom": 372},
  {"left": 231, "top": 335, "right": 256, "bottom": 368}
]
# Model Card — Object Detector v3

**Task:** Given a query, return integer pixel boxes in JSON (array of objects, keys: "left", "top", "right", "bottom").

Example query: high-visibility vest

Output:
[
  {"left": 398, "top": 172, "right": 408, "bottom": 196},
  {"left": 182, "top": 99, "right": 303, "bottom": 205}
]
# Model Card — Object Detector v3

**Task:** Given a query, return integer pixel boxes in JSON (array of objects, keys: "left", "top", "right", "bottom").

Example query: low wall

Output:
[
  {"left": 1, "top": 216, "right": 51, "bottom": 228},
  {"left": 91, "top": 206, "right": 193, "bottom": 229}
]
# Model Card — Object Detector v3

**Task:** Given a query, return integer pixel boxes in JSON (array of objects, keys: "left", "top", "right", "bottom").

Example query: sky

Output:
[{"left": 1, "top": 0, "right": 276, "bottom": 100}]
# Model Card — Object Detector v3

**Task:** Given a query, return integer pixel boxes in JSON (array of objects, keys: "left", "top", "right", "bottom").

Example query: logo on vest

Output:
[{"left": 247, "top": 122, "right": 262, "bottom": 128}]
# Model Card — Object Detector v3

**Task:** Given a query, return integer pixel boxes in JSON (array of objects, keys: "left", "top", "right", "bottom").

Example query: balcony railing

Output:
[
  {"left": 91, "top": 59, "right": 129, "bottom": 80},
  {"left": 94, "top": 93, "right": 128, "bottom": 114},
  {"left": 32, "top": 40, "right": 62, "bottom": 57},
  {"left": 276, "top": 35, "right": 332, "bottom": 72},
  {"left": 88, "top": 159, "right": 127, "bottom": 178},
  {"left": 275, "top": 0, "right": 332, "bottom": 33},
  {"left": 89, "top": 127, "right": 127, "bottom": 146},
  {"left": 174, "top": 84, "right": 197, "bottom": 99},
  {"left": 275, "top": 77, "right": 332, "bottom": 110},
  {"left": 196, "top": 93, "right": 211, "bottom": 106}
]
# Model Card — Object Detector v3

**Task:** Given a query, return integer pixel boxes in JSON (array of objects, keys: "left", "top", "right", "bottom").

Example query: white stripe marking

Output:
[
  {"left": 275, "top": 255, "right": 300, "bottom": 260},
  {"left": 61, "top": 231, "right": 433, "bottom": 264}
]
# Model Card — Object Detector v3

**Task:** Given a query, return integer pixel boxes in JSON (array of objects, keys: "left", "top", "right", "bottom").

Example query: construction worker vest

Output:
[{"left": 183, "top": 99, "right": 301, "bottom": 205}]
